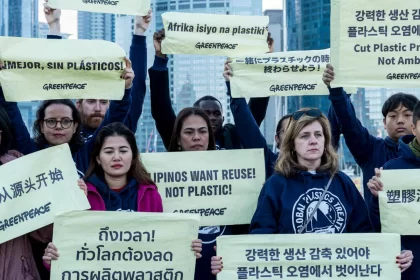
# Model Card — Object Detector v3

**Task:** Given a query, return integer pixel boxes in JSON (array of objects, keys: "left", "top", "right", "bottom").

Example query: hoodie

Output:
[
  {"left": 250, "top": 171, "right": 374, "bottom": 234},
  {"left": 369, "top": 135, "right": 419, "bottom": 280},
  {"left": 86, "top": 174, "right": 139, "bottom": 212},
  {"left": 328, "top": 87, "right": 401, "bottom": 207}
]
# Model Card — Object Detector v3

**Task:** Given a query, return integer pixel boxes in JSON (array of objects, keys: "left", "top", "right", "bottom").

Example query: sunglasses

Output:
[{"left": 292, "top": 109, "right": 322, "bottom": 120}]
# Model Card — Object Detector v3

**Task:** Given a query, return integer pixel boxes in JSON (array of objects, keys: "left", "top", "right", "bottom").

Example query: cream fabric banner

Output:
[
  {"left": 0, "top": 144, "right": 90, "bottom": 244},
  {"left": 217, "top": 234, "right": 400, "bottom": 280},
  {"left": 331, "top": 0, "right": 420, "bottom": 88},
  {"left": 48, "top": 0, "right": 150, "bottom": 16},
  {"left": 50, "top": 211, "right": 200, "bottom": 280},
  {"left": 161, "top": 12, "right": 269, "bottom": 56},
  {"left": 380, "top": 169, "right": 420, "bottom": 235},
  {"left": 230, "top": 49, "right": 341, "bottom": 97},
  {"left": 0, "top": 36, "right": 126, "bottom": 102},
  {"left": 141, "top": 149, "right": 265, "bottom": 226}
]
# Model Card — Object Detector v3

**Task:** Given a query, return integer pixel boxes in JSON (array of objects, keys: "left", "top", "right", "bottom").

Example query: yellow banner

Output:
[
  {"left": 331, "top": 0, "right": 420, "bottom": 88},
  {"left": 230, "top": 49, "right": 335, "bottom": 97},
  {"left": 50, "top": 211, "right": 200, "bottom": 279},
  {"left": 0, "top": 144, "right": 90, "bottom": 244},
  {"left": 141, "top": 149, "right": 265, "bottom": 226},
  {"left": 0, "top": 36, "right": 126, "bottom": 102},
  {"left": 217, "top": 233, "right": 400, "bottom": 280},
  {"left": 379, "top": 169, "right": 420, "bottom": 235},
  {"left": 48, "top": 0, "right": 150, "bottom": 16},
  {"left": 161, "top": 12, "right": 269, "bottom": 56}
]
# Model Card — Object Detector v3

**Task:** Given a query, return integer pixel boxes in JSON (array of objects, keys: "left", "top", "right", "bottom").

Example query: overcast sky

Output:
[{"left": 38, "top": 0, "right": 283, "bottom": 38}]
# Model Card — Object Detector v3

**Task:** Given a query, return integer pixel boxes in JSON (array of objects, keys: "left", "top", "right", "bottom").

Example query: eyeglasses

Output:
[
  {"left": 44, "top": 118, "right": 74, "bottom": 129},
  {"left": 292, "top": 109, "right": 322, "bottom": 120}
]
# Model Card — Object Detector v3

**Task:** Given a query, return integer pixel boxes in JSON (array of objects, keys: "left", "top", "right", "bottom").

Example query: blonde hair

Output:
[{"left": 275, "top": 109, "right": 339, "bottom": 177}]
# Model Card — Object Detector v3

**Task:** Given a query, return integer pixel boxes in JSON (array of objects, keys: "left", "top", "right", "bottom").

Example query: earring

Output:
[{"left": 177, "top": 141, "right": 181, "bottom": 151}]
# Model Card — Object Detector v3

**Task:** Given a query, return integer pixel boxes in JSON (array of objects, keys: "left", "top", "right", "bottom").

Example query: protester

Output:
[
  {"left": 0, "top": 104, "right": 87, "bottom": 280},
  {"left": 323, "top": 64, "right": 419, "bottom": 206},
  {"left": 148, "top": 29, "right": 270, "bottom": 151},
  {"left": 210, "top": 108, "right": 413, "bottom": 275},
  {"left": 42, "top": 122, "right": 202, "bottom": 267},
  {"left": 367, "top": 102, "right": 420, "bottom": 280},
  {"left": 223, "top": 60, "right": 291, "bottom": 178},
  {"left": 43, "top": 1, "right": 151, "bottom": 142},
  {"left": 166, "top": 107, "right": 246, "bottom": 280}
]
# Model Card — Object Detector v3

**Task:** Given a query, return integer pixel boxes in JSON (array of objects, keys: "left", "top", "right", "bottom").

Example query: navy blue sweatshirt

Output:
[
  {"left": 226, "top": 82, "right": 277, "bottom": 179},
  {"left": 86, "top": 174, "right": 138, "bottom": 212},
  {"left": 369, "top": 135, "right": 419, "bottom": 280},
  {"left": 327, "top": 87, "right": 401, "bottom": 207},
  {"left": 250, "top": 171, "right": 374, "bottom": 234},
  {"left": 80, "top": 34, "right": 147, "bottom": 142}
]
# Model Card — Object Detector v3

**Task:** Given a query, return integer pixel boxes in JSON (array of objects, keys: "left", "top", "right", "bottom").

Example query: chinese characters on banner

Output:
[
  {"left": 161, "top": 12, "right": 269, "bottom": 56},
  {"left": 216, "top": 234, "right": 400, "bottom": 280},
  {"left": 331, "top": 0, "right": 420, "bottom": 88},
  {"left": 50, "top": 211, "right": 200, "bottom": 279},
  {"left": 141, "top": 149, "right": 265, "bottom": 226},
  {"left": 0, "top": 37, "right": 126, "bottom": 102},
  {"left": 379, "top": 169, "right": 420, "bottom": 235},
  {"left": 0, "top": 144, "right": 90, "bottom": 244}
]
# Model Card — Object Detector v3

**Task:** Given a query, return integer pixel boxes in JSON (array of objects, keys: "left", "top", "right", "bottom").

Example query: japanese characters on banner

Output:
[
  {"left": 141, "top": 149, "right": 265, "bottom": 226},
  {"left": 331, "top": 0, "right": 420, "bottom": 88},
  {"left": 379, "top": 169, "right": 420, "bottom": 235},
  {"left": 0, "top": 144, "right": 90, "bottom": 244},
  {"left": 230, "top": 49, "right": 334, "bottom": 97},
  {"left": 216, "top": 234, "right": 400, "bottom": 280},
  {"left": 161, "top": 12, "right": 269, "bottom": 56},
  {"left": 0, "top": 37, "right": 126, "bottom": 102},
  {"left": 50, "top": 211, "right": 200, "bottom": 279},
  {"left": 48, "top": 0, "right": 150, "bottom": 16}
]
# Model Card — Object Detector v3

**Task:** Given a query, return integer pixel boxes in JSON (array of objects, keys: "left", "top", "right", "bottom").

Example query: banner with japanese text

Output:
[
  {"left": 50, "top": 211, "right": 200, "bottom": 279},
  {"left": 0, "top": 36, "right": 126, "bottom": 101},
  {"left": 161, "top": 12, "right": 269, "bottom": 56},
  {"left": 230, "top": 49, "right": 341, "bottom": 97},
  {"left": 216, "top": 234, "right": 400, "bottom": 280},
  {"left": 379, "top": 169, "right": 420, "bottom": 235},
  {"left": 48, "top": 0, "right": 150, "bottom": 16},
  {"left": 331, "top": 0, "right": 420, "bottom": 88},
  {"left": 0, "top": 144, "right": 90, "bottom": 244},
  {"left": 141, "top": 149, "right": 265, "bottom": 226}
]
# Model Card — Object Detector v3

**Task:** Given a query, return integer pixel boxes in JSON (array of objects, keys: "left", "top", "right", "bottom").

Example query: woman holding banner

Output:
[
  {"left": 210, "top": 109, "right": 413, "bottom": 274},
  {"left": 42, "top": 123, "right": 202, "bottom": 267}
]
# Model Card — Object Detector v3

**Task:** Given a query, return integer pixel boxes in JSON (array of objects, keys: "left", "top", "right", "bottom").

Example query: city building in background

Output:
[
  {"left": 0, "top": 0, "right": 8, "bottom": 36},
  {"left": 7, "top": 0, "right": 38, "bottom": 37},
  {"left": 262, "top": 9, "right": 284, "bottom": 151},
  {"left": 78, "top": 12, "right": 115, "bottom": 41}
]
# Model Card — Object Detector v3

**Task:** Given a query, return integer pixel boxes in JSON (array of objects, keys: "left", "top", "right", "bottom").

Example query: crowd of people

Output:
[{"left": 0, "top": 1, "right": 419, "bottom": 280}]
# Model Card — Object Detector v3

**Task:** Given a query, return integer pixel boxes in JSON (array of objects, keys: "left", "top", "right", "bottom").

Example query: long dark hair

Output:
[
  {"left": 33, "top": 99, "right": 84, "bottom": 153},
  {"left": 168, "top": 107, "right": 216, "bottom": 152},
  {"left": 84, "top": 122, "right": 154, "bottom": 185},
  {"left": 0, "top": 104, "right": 13, "bottom": 155}
]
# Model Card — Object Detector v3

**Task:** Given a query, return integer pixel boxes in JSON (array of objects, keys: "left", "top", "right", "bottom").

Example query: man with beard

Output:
[{"left": 76, "top": 99, "right": 109, "bottom": 141}]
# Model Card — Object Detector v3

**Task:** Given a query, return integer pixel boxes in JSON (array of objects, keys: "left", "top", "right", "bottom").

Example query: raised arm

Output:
[
  {"left": 125, "top": 11, "right": 151, "bottom": 132},
  {"left": 148, "top": 30, "right": 176, "bottom": 150},
  {"left": 323, "top": 64, "right": 376, "bottom": 166},
  {"left": 224, "top": 61, "right": 276, "bottom": 178}
]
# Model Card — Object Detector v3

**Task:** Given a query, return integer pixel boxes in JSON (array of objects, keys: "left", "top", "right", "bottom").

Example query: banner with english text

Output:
[{"left": 141, "top": 149, "right": 265, "bottom": 226}]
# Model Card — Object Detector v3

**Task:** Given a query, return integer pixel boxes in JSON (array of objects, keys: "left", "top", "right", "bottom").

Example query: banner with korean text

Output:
[{"left": 216, "top": 234, "right": 400, "bottom": 280}]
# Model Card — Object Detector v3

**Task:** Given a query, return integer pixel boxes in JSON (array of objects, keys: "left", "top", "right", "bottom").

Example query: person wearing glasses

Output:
[{"left": 210, "top": 109, "right": 413, "bottom": 275}]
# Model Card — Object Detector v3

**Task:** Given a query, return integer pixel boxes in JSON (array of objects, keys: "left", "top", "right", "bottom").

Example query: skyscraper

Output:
[
  {"left": 7, "top": 0, "right": 38, "bottom": 37},
  {"left": 263, "top": 9, "right": 285, "bottom": 150},
  {"left": 0, "top": 0, "right": 8, "bottom": 36},
  {"left": 78, "top": 12, "right": 115, "bottom": 41}
]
